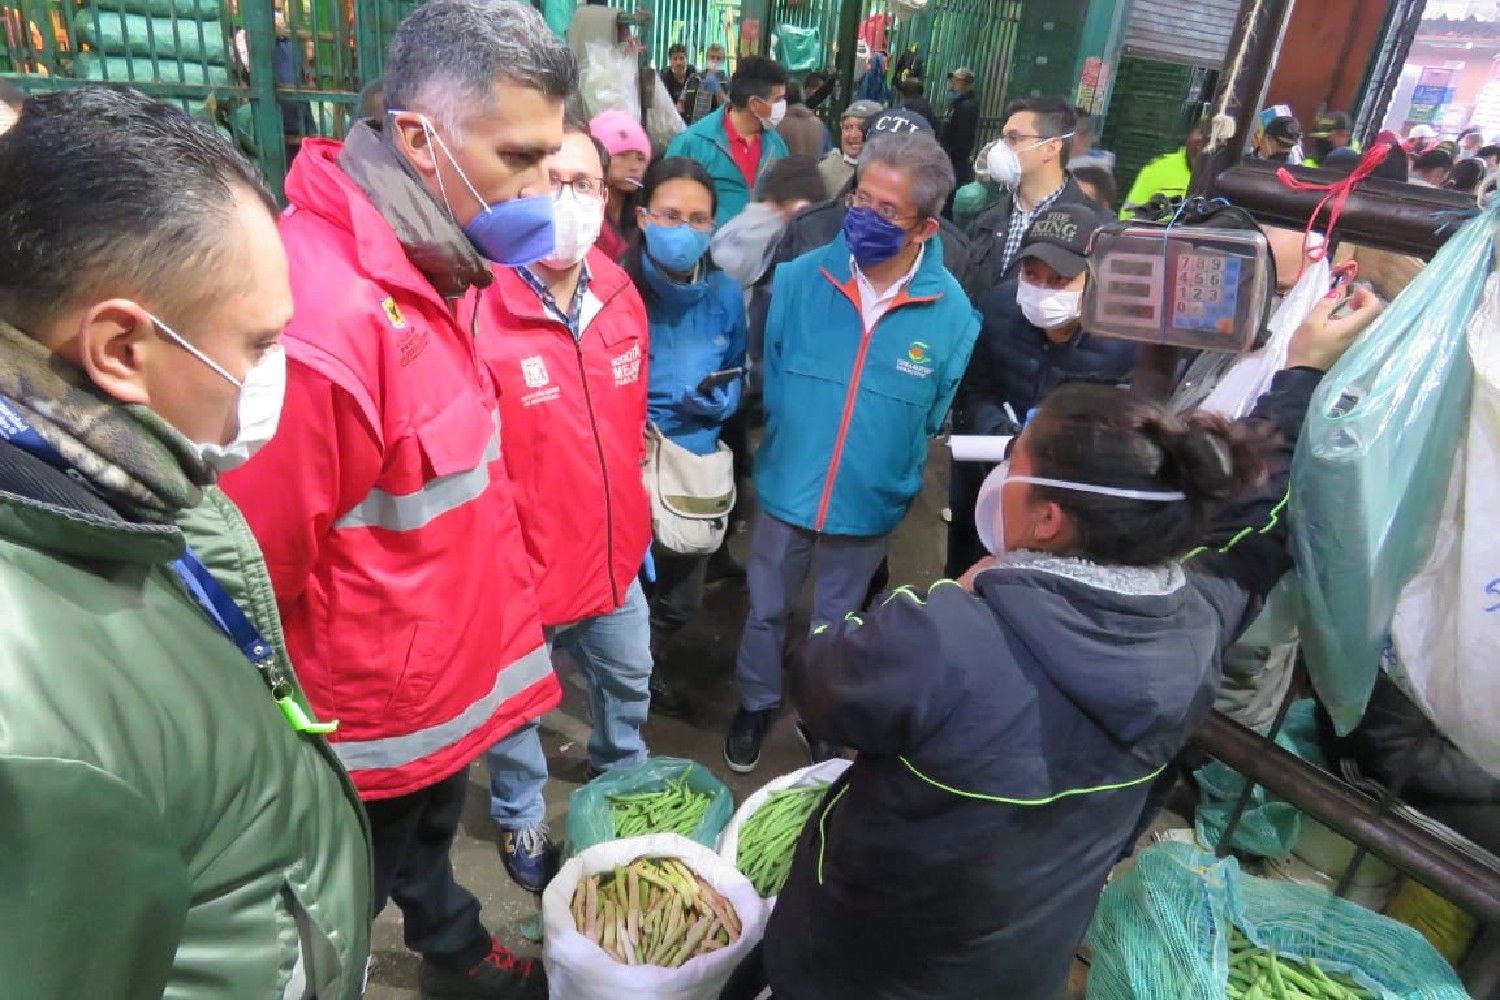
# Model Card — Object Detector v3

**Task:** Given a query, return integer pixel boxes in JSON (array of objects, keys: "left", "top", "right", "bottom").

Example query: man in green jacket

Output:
[
  {"left": 0, "top": 87, "right": 372, "bottom": 1000},
  {"left": 666, "top": 54, "right": 790, "bottom": 226}
]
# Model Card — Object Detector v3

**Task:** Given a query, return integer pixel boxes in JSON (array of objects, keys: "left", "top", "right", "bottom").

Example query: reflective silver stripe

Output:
[
  {"left": 335, "top": 423, "right": 501, "bottom": 532},
  {"left": 331, "top": 643, "right": 553, "bottom": 772}
]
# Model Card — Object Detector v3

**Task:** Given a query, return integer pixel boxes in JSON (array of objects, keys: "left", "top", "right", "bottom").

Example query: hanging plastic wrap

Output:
[
  {"left": 1290, "top": 202, "right": 1495, "bottom": 735},
  {"left": 1388, "top": 269, "right": 1500, "bottom": 777}
]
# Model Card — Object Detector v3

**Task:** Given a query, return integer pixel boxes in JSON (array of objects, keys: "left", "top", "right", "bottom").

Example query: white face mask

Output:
[
  {"left": 152, "top": 314, "right": 286, "bottom": 472},
  {"left": 1016, "top": 280, "right": 1082, "bottom": 330},
  {"left": 974, "top": 460, "right": 1186, "bottom": 557},
  {"left": 986, "top": 133, "right": 1075, "bottom": 190},
  {"left": 540, "top": 187, "right": 604, "bottom": 271},
  {"left": 758, "top": 98, "right": 787, "bottom": 131},
  {"left": 706, "top": 59, "right": 724, "bottom": 73}
]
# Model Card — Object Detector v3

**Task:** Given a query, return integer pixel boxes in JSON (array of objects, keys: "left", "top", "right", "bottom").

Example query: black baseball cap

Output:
[
  {"left": 1310, "top": 112, "right": 1351, "bottom": 138},
  {"left": 863, "top": 108, "right": 934, "bottom": 140},
  {"left": 1019, "top": 203, "right": 1103, "bottom": 279},
  {"left": 1265, "top": 115, "right": 1301, "bottom": 147}
]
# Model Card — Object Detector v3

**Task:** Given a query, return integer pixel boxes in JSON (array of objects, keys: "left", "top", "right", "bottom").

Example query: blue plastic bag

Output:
[
  {"left": 1291, "top": 203, "right": 1494, "bottom": 734},
  {"left": 1087, "top": 842, "right": 1469, "bottom": 1000},
  {"left": 565, "top": 757, "right": 734, "bottom": 857}
]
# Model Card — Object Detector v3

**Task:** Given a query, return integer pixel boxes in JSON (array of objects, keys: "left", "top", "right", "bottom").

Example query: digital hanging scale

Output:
[{"left": 1082, "top": 225, "right": 1274, "bottom": 353}]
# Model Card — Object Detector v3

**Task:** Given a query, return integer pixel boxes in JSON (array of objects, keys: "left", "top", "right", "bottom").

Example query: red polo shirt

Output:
[{"left": 723, "top": 110, "right": 762, "bottom": 189}]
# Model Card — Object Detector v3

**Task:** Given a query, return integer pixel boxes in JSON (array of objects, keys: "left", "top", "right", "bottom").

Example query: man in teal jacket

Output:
[
  {"left": 726, "top": 129, "right": 980, "bottom": 772},
  {"left": 0, "top": 88, "right": 372, "bottom": 999},
  {"left": 666, "top": 54, "right": 789, "bottom": 225}
]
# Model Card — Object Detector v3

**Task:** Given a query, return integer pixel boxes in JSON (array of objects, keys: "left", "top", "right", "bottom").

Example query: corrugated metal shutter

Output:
[{"left": 1122, "top": 0, "right": 1239, "bottom": 69}]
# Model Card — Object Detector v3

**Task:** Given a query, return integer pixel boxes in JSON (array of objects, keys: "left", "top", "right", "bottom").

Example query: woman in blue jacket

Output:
[
  {"left": 625, "top": 156, "right": 747, "bottom": 714},
  {"left": 720, "top": 288, "right": 1384, "bottom": 1000}
]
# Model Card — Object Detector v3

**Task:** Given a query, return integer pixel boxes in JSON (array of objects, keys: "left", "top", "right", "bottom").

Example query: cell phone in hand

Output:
[{"left": 696, "top": 367, "right": 744, "bottom": 395}]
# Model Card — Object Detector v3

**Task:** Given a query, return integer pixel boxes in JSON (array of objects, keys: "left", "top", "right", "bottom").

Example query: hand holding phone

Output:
[{"left": 696, "top": 367, "right": 744, "bottom": 395}]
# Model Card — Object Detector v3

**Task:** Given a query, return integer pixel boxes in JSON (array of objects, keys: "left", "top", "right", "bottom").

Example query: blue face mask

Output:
[
  {"left": 644, "top": 222, "right": 713, "bottom": 274},
  {"left": 842, "top": 206, "right": 909, "bottom": 268},
  {"left": 407, "top": 112, "right": 557, "bottom": 267},
  {"left": 948, "top": 89, "right": 962, "bottom": 102}
]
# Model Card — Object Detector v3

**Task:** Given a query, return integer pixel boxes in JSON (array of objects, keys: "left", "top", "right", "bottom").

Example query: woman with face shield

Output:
[{"left": 721, "top": 286, "right": 1384, "bottom": 1000}]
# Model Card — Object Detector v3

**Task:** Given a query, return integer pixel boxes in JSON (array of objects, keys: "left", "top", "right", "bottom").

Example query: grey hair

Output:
[
  {"left": 384, "top": 0, "right": 577, "bottom": 140},
  {"left": 858, "top": 131, "right": 956, "bottom": 220}
]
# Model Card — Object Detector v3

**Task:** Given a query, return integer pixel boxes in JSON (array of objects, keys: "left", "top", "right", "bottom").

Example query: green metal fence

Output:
[
  {"left": 2, "top": 0, "right": 398, "bottom": 196},
  {"left": 922, "top": 0, "right": 1022, "bottom": 144},
  {"left": 605, "top": 0, "right": 736, "bottom": 71}
]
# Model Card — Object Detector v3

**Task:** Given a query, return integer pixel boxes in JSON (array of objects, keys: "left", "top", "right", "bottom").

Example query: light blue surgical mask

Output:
[{"left": 644, "top": 222, "right": 713, "bottom": 273}]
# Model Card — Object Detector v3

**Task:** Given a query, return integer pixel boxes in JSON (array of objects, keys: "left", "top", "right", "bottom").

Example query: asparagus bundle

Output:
[{"left": 570, "top": 857, "right": 742, "bottom": 968}]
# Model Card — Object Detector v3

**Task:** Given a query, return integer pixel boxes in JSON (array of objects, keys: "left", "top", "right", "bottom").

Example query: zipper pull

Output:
[{"left": 278, "top": 695, "right": 339, "bottom": 735}]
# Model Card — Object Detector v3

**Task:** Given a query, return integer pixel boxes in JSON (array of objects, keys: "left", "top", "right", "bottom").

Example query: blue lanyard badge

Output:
[{"left": 0, "top": 394, "right": 333, "bottom": 735}]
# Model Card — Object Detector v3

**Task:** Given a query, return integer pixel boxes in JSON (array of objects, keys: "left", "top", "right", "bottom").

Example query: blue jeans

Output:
[{"left": 485, "top": 579, "right": 653, "bottom": 828}]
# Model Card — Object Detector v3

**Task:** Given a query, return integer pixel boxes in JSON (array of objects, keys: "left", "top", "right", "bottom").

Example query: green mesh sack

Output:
[
  {"left": 774, "top": 25, "right": 821, "bottom": 73},
  {"left": 90, "top": 0, "right": 223, "bottom": 18},
  {"left": 73, "top": 51, "right": 231, "bottom": 85},
  {"left": 75, "top": 11, "right": 229, "bottom": 65},
  {"left": 1087, "top": 842, "right": 1470, "bottom": 1000},
  {"left": 565, "top": 756, "right": 734, "bottom": 858},
  {"left": 1194, "top": 699, "right": 1324, "bottom": 857}
]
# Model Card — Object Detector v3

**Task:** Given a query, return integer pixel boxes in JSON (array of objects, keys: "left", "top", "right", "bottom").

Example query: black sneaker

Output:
[
  {"left": 419, "top": 937, "right": 546, "bottom": 1000},
  {"left": 649, "top": 672, "right": 691, "bottom": 719},
  {"left": 724, "top": 707, "right": 776, "bottom": 774},
  {"left": 795, "top": 720, "right": 840, "bottom": 765}
]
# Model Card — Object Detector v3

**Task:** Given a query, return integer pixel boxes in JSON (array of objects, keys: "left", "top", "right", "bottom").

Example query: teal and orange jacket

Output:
[{"left": 756, "top": 233, "right": 979, "bottom": 537}]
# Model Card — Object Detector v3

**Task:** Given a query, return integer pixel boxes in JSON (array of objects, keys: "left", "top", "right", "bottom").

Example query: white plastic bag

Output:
[
  {"left": 1172, "top": 254, "right": 1331, "bottom": 418},
  {"left": 716, "top": 758, "right": 850, "bottom": 905},
  {"left": 1389, "top": 271, "right": 1500, "bottom": 778},
  {"left": 646, "top": 73, "right": 686, "bottom": 149},
  {"left": 581, "top": 41, "right": 640, "bottom": 122},
  {"left": 542, "top": 833, "right": 769, "bottom": 1000}
]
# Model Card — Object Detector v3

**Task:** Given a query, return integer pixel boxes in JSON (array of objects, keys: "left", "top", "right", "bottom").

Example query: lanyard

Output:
[{"left": 0, "top": 394, "right": 334, "bottom": 735}]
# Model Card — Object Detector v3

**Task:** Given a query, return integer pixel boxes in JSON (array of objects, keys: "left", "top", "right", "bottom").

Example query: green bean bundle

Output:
[
  {"left": 1225, "top": 926, "right": 1378, "bottom": 999},
  {"left": 607, "top": 776, "right": 715, "bottom": 839},
  {"left": 735, "top": 783, "right": 828, "bottom": 897},
  {"left": 569, "top": 857, "right": 742, "bottom": 967}
]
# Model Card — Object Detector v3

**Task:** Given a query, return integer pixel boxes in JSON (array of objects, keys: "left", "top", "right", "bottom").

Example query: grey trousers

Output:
[{"left": 734, "top": 510, "right": 889, "bottom": 712}]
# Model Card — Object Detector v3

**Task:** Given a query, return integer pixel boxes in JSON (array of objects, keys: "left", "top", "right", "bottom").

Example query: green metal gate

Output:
[
  {"left": 1100, "top": 54, "right": 1213, "bottom": 196},
  {"left": 2, "top": 0, "right": 403, "bottom": 198},
  {"left": 921, "top": 0, "right": 1022, "bottom": 144},
  {"left": 604, "top": 0, "right": 736, "bottom": 71}
]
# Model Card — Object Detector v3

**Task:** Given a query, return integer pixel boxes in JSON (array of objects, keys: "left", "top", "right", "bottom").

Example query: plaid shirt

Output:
[
  {"left": 1000, "top": 180, "right": 1067, "bottom": 276},
  {"left": 515, "top": 260, "right": 592, "bottom": 340}
]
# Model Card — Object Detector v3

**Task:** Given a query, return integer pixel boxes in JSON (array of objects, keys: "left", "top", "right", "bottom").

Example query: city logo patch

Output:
[
  {"left": 897, "top": 340, "right": 935, "bottom": 378},
  {"left": 381, "top": 296, "right": 407, "bottom": 330},
  {"left": 521, "top": 355, "right": 550, "bottom": 389},
  {"left": 612, "top": 343, "right": 642, "bottom": 386}
]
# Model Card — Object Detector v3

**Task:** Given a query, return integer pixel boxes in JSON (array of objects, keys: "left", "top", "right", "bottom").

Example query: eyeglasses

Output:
[
  {"left": 1002, "top": 131, "right": 1055, "bottom": 148},
  {"left": 552, "top": 176, "right": 606, "bottom": 205},
  {"left": 644, "top": 207, "right": 716, "bottom": 232},
  {"left": 844, "top": 190, "right": 919, "bottom": 224}
]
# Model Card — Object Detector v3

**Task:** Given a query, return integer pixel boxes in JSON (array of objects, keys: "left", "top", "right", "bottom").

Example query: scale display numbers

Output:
[{"left": 1171, "top": 253, "right": 1241, "bottom": 334}]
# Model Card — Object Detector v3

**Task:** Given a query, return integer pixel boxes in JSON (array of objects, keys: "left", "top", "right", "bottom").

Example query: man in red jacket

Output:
[
  {"left": 480, "top": 120, "right": 653, "bottom": 890},
  {"left": 219, "top": 2, "right": 572, "bottom": 997}
]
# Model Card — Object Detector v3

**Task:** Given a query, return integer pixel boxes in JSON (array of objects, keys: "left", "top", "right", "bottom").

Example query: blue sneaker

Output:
[{"left": 499, "top": 824, "right": 558, "bottom": 895}]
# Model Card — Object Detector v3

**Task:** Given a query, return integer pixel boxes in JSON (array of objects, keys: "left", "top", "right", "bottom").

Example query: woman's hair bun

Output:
[{"left": 1141, "top": 412, "right": 1270, "bottom": 501}]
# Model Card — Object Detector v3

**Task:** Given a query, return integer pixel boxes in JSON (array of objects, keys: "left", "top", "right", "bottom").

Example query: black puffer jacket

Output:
[{"left": 763, "top": 369, "right": 1322, "bottom": 1000}]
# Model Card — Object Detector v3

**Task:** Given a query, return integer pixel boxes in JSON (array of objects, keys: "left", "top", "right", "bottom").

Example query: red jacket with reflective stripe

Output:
[
  {"left": 481, "top": 257, "right": 651, "bottom": 625},
  {"left": 221, "top": 138, "right": 558, "bottom": 801}
]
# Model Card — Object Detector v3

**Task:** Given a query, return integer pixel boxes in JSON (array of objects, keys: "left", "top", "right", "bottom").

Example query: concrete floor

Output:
[{"left": 364, "top": 445, "right": 1116, "bottom": 999}]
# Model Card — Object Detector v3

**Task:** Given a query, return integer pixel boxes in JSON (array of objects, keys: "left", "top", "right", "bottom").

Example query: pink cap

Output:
[{"left": 590, "top": 109, "right": 652, "bottom": 159}]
